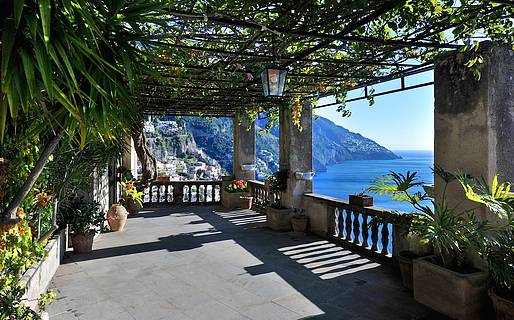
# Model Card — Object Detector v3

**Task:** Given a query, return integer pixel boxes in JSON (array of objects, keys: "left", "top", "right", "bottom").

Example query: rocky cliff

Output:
[{"left": 146, "top": 115, "right": 400, "bottom": 178}]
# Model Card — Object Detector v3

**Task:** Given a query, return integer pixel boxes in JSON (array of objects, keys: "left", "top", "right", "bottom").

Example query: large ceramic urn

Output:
[{"left": 107, "top": 204, "right": 128, "bottom": 232}]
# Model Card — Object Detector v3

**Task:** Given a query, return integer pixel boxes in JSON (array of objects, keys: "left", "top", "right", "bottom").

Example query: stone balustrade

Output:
[
  {"left": 141, "top": 180, "right": 222, "bottom": 207},
  {"left": 304, "top": 193, "right": 403, "bottom": 262},
  {"left": 247, "top": 180, "right": 281, "bottom": 212}
]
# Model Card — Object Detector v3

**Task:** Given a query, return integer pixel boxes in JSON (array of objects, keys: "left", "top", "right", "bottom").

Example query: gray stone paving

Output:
[{"left": 47, "top": 206, "right": 446, "bottom": 320}]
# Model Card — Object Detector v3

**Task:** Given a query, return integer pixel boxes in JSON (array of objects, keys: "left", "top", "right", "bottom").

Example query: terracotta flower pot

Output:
[
  {"left": 71, "top": 232, "right": 95, "bottom": 254},
  {"left": 107, "top": 204, "right": 128, "bottom": 232},
  {"left": 490, "top": 288, "right": 514, "bottom": 320},
  {"left": 397, "top": 250, "right": 419, "bottom": 290},
  {"left": 291, "top": 216, "right": 309, "bottom": 233},
  {"left": 124, "top": 198, "right": 142, "bottom": 214}
]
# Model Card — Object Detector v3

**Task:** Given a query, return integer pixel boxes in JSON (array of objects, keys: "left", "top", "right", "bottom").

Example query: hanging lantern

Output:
[{"left": 261, "top": 67, "right": 287, "bottom": 97}]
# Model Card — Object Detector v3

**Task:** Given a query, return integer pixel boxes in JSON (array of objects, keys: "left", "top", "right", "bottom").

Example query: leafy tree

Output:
[{"left": 0, "top": 0, "right": 171, "bottom": 220}]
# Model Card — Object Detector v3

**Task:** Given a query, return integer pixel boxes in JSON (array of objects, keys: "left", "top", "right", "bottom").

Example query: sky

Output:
[{"left": 314, "top": 70, "right": 434, "bottom": 151}]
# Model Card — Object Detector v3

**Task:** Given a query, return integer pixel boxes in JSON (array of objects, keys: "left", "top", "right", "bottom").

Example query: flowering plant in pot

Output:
[
  {"left": 120, "top": 181, "right": 143, "bottom": 214},
  {"left": 224, "top": 180, "right": 248, "bottom": 193},
  {"left": 222, "top": 180, "right": 252, "bottom": 209},
  {"left": 60, "top": 197, "right": 104, "bottom": 254}
]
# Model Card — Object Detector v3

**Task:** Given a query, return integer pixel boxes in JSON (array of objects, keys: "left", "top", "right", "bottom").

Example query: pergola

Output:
[
  {"left": 122, "top": 1, "right": 514, "bottom": 214},
  {"left": 135, "top": 1, "right": 510, "bottom": 117}
]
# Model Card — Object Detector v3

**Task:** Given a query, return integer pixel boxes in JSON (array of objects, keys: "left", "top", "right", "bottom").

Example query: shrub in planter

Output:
[
  {"left": 222, "top": 180, "right": 252, "bottom": 209},
  {"left": 0, "top": 208, "right": 56, "bottom": 319},
  {"left": 368, "top": 173, "right": 433, "bottom": 290},
  {"left": 264, "top": 171, "right": 293, "bottom": 231},
  {"left": 465, "top": 177, "right": 514, "bottom": 320},
  {"left": 369, "top": 168, "right": 513, "bottom": 319},
  {"left": 61, "top": 198, "right": 104, "bottom": 254},
  {"left": 120, "top": 181, "right": 143, "bottom": 214}
]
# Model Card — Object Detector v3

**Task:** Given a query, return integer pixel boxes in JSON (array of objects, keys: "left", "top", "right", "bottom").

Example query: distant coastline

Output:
[{"left": 313, "top": 150, "right": 434, "bottom": 212}]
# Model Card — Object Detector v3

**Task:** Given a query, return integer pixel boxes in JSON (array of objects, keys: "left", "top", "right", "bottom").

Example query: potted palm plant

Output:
[
  {"left": 368, "top": 171, "right": 432, "bottom": 290},
  {"left": 460, "top": 176, "right": 514, "bottom": 320},
  {"left": 61, "top": 197, "right": 104, "bottom": 254},
  {"left": 221, "top": 180, "right": 253, "bottom": 209},
  {"left": 120, "top": 181, "right": 144, "bottom": 214},
  {"left": 369, "top": 167, "right": 511, "bottom": 320}
]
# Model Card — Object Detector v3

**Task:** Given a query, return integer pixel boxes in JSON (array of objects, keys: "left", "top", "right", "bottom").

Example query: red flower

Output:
[{"left": 127, "top": 183, "right": 133, "bottom": 190}]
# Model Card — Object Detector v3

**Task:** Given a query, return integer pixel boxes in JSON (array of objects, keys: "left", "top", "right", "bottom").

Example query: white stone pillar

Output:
[
  {"left": 434, "top": 42, "right": 514, "bottom": 220},
  {"left": 122, "top": 135, "right": 138, "bottom": 179},
  {"left": 279, "top": 100, "right": 313, "bottom": 209},
  {"left": 232, "top": 113, "right": 256, "bottom": 180}
]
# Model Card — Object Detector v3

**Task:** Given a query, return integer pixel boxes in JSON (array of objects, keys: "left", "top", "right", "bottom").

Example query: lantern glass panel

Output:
[{"left": 261, "top": 68, "right": 287, "bottom": 97}]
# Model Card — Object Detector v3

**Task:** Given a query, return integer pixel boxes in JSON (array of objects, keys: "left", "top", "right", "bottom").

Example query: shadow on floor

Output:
[{"left": 65, "top": 206, "right": 447, "bottom": 320}]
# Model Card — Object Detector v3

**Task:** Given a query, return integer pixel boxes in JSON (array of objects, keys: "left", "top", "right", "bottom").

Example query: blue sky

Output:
[{"left": 314, "top": 70, "right": 434, "bottom": 151}]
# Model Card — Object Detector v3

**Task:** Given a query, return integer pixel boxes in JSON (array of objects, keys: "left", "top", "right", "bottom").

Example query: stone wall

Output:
[{"left": 22, "top": 229, "right": 66, "bottom": 311}]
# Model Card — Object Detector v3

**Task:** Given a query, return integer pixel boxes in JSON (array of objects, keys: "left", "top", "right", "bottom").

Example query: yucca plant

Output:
[
  {"left": 1, "top": 0, "right": 172, "bottom": 221},
  {"left": 369, "top": 166, "right": 508, "bottom": 271}
]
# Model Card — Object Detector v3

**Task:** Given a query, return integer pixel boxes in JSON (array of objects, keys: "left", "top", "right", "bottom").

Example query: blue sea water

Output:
[{"left": 313, "top": 150, "right": 434, "bottom": 212}]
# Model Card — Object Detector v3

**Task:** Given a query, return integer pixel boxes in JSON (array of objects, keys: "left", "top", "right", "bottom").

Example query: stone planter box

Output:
[
  {"left": 222, "top": 191, "right": 253, "bottom": 209},
  {"left": 489, "top": 288, "right": 514, "bottom": 320},
  {"left": 21, "top": 228, "right": 66, "bottom": 311},
  {"left": 266, "top": 207, "right": 294, "bottom": 231},
  {"left": 413, "top": 256, "right": 489, "bottom": 320}
]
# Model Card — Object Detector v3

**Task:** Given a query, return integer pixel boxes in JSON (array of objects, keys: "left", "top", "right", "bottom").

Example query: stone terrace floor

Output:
[{"left": 47, "top": 206, "right": 447, "bottom": 320}]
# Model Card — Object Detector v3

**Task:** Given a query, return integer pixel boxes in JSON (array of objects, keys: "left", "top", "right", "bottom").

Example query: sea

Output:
[{"left": 313, "top": 150, "right": 434, "bottom": 213}]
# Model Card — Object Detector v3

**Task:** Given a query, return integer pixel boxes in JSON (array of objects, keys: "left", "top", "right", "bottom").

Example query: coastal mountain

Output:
[{"left": 145, "top": 116, "right": 400, "bottom": 178}]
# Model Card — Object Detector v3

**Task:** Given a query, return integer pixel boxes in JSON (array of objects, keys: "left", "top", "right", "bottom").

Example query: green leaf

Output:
[
  {"left": 1, "top": 21, "right": 16, "bottom": 86},
  {"left": 0, "top": 95, "right": 6, "bottom": 143},
  {"left": 39, "top": 0, "right": 52, "bottom": 43},
  {"left": 33, "top": 38, "right": 53, "bottom": 99},
  {"left": 14, "top": 0, "right": 25, "bottom": 28},
  {"left": 19, "top": 48, "right": 36, "bottom": 98}
]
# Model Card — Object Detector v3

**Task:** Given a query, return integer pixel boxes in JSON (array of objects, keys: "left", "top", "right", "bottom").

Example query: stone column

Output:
[
  {"left": 279, "top": 100, "right": 313, "bottom": 209},
  {"left": 122, "top": 135, "right": 138, "bottom": 179},
  {"left": 434, "top": 42, "right": 513, "bottom": 221},
  {"left": 232, "top": 113, "right": 256, "bottom": 180}
]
